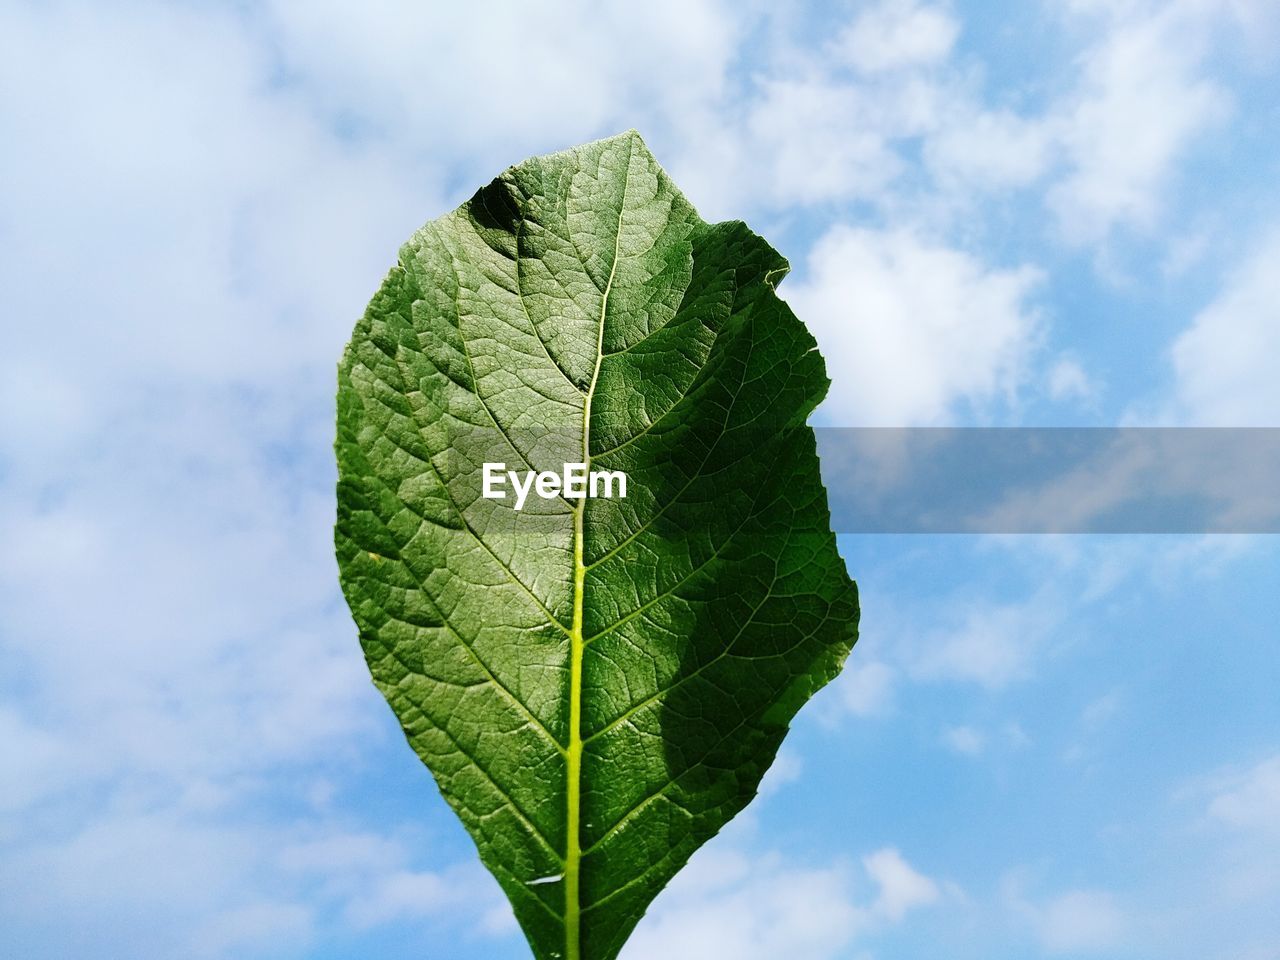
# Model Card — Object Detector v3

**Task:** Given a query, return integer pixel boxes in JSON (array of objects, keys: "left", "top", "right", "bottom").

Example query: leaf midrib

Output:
[{"left": 565, "top": 137, "right": 634, "bottom": 960}]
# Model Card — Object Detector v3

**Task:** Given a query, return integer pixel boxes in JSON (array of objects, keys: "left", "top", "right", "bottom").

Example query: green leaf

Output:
[{"left": 335, "top": 130, "right": 859, "bottom": 960}]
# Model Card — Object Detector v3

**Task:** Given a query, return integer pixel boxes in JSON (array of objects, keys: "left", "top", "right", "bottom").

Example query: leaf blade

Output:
[{"left": 336, "top": 130, "right": 859, "bottom": 960}]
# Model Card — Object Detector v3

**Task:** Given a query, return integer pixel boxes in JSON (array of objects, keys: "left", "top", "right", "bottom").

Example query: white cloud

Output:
[
  {"left": 783, "top": 225, "right": 1043, "bottom": 425},
  {"left": 1038, "top": 890, "right": 1127, "bottom": 953},
  {"left": 665, "top": 5, "right": 1042, "bottom": 216},
  {"left": 758, "top": 747, "right": 806, "bottom": 797},
  {"left": 261, "top": 0, "right": 743, "bottom": 159},
  {"left": 743, "top": 78, "right": 904, "bottom": 206},
  {"left": 0, "top": 707, "right": 83, "bottom": 815},
  {"left": 925, "top": 107, "right": 1053, "bottom": 191},
  {"left": 1175, "top": 750, "right": 1280, "bottom": 911},
  {"left": 1047, "top": 356, "right": 1097, "bottom": 404},
  {"left": 194, "top": 903, "right": 314, "bottom": 960},
  {"left": 1171, "top": 231, "right": 1280, "bottom": 426},
  {"left": 0, "top": 0, "right": 392, "bottom": 827},
  {"left": 1047, "top": 2, "right": 1231, "bottom": 242},
  {"left": 908, "top": 598, "right": 1051, "bottom": 688},
  {"left": 686, "top": 0, "right": 1266, "bottom": 250},
  {"left": 623, "top": 849, "right": 862, "bottom": 960},
  {"left": 679, "top": 66, "right": 957, "bottom": 216},
  {"left": 942, "top": 725, "right": 986, "bottom": 756},
  {"left": 0, "top": 5, "right": 515, "bottom": 954},
  {"left": 0, "top": 812, "right": 296, "bottom": 958},
  {"left": 1005, "top": 872, "right": 1128, "bottom": 955},
  {"left": 0, "top": 807, "right": 508, "bottom": 960},
  {"left": 625, "top": 845, "right": 940, "bottom": 960},
  {"left": 838, "top": 540, "right": 1261, "bottom": 754},
  {"left": 1161, "top": 228, "right": 1213, "bottom": 277},
  {"left": 832, "top": 658, "right": 898, "bottom": 718},
  {"left": 1208, "top": 755, "right": 1280, "bottom": 834},
  {"left": 823, "top": 541, "right": 1216, "bottom": 719},
  {"left": 1005, "top": 722, "right": 1033, "bottom": 748},
  {"left": 700, "top": 0, "right": 1271, "bottom": 254},
  {"left": 0, "top": 3, "right": 431, "bottom": 397},
  {"left": 862, "top": 847, "right": 941, "bottom": 920},
  {"left": 343, "top": 869, "right": 465, "bottom": 929},
  {"left": 1081, "top": 689, "right": 1123, "bottom": 730},
  {"left": 833, "top": 0, "right": 960, "bottom": 74}
]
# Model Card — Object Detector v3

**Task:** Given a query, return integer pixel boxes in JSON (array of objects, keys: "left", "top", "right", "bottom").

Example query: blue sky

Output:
[{"left": 1, "top": 1, "right": 1278, "bottom": 958}]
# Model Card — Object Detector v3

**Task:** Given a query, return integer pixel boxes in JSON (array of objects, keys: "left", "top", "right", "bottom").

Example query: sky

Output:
[{"left": 1, "top": 1, "right": 1278, "bottom": 958}]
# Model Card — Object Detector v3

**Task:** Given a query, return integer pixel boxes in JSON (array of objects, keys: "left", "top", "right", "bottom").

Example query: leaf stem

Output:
[
  {"left": 565, "top": 500, "right": 585, "bottom": 960},
  {"left": 565, "top": 133, "right": 634, "bottom": 960}
]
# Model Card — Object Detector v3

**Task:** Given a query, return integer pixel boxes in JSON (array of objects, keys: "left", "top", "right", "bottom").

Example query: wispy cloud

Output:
[
  {"left": 1046, "top": 1, "right": 1233, "bottom": 243},
  {"left": 1207, "top": 754, "right": 1280, "bottom": 836},
  {"left": 784, "top": 226, "right": 1043, "bottom": 426},
  {"left": 832, "top": 0, "right": 960, "bottom": 75},
  {"left": 2, "top": 0, "right": 1279, "bottom": 957},
  {"left": 624, "top": 843, "right": 942, "bottom": 959},
  {"left": 1036, "top": 889, "right": 1128, "bottom": 953},
  {"left": 942, "top": 725, "right": 987, "bottom": 756},
  {"left": 1171, "top": 230, "right": 1280, "bottom": 426}
]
